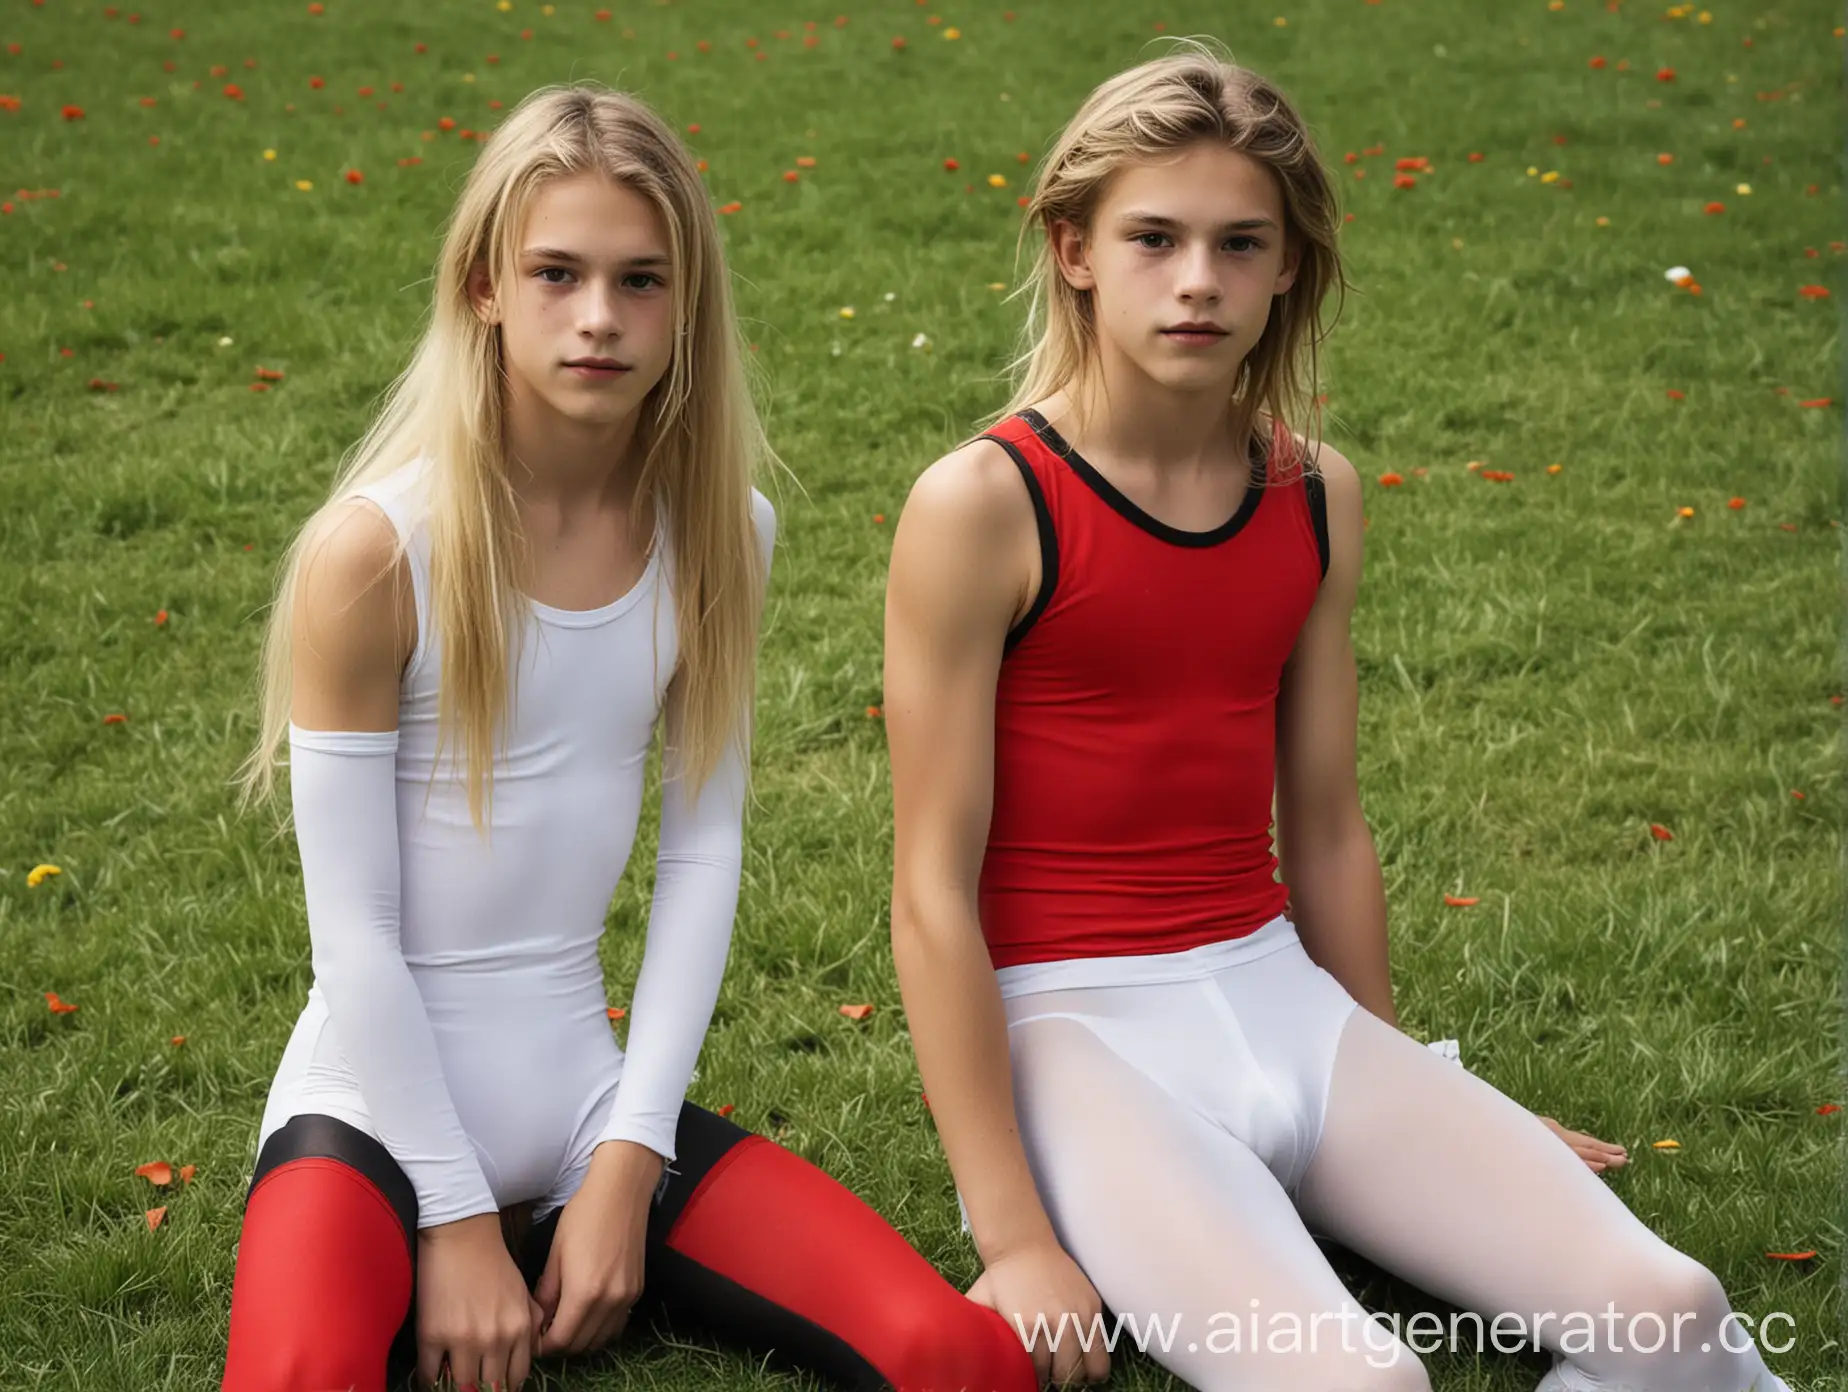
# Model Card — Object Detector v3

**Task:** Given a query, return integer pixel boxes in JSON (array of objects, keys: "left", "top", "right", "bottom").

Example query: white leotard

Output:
[{"left": 255, "top": 458, "right": 775, "bottom": 1228}]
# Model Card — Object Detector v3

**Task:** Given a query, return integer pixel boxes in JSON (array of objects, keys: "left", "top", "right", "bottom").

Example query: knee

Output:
[
  {"left": 1614, "top": 1254, "right": 1734, "bottom": 1343},
  {"left": 872, "top": 1295, "right": 1038, "bottom": 1392}
]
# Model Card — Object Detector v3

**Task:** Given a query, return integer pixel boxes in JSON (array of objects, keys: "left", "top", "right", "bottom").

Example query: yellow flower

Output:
[
  {"left": 263, "top": 148, "right": 276, "bottom": 161},
  {"left": 1274, "top": 16, "right": 1288, "bottom": 26},
  {"left": 943, "top": 26, "right": 960, "bottom": 39},
  {"left": 1735, "top": 182, "right": 1751, "bottom": 195},
  {"left": 1540, "top": 170, "right": 1560, "bottom": 184},
  {"left": 497, "top": 0, "right": 512, "bottom": 10},
  {"left": 1652, "top": 1138, "right": 1681, "bottom": 1149},
  {"left": 986, "top": 281, "right": 1007, "bottom": 291},
  {"left": 295, "top": 180, "right": 313, "bottom": 191},
  {"left": 27, "top": 864, "right": 62, "bottom": 888},
  {"left": 987, "top": 173, "right": 1007, "bottom": 188},
  {"left": 1526, "top": 166, "right": 1539, "bottom": 177},
  {"left": 839, "top": 307, "right": 855, "bottom": 320},
  {"left": 1595, "top": 216, "right": 1611, "bottom": 226}
]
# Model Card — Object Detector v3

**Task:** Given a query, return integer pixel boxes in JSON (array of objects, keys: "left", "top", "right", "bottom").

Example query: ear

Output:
[
  {"left": 1048, "top": 218, "right": 1096, "bottom": 293},
  {"left": 465, "top": 259, "right": 500, "bottom": 326},
  {"left": 1271, "top": 237, "right": 1301, "bottom": 298}
]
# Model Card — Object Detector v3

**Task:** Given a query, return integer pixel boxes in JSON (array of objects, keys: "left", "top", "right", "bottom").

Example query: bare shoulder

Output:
[
  {"left": 899, "top": 435, "right": 1040, "bottom": 557},
  {"left": 890, "top": 435, "right": 1038, "bottom": 635},
  {"left": 290, "top": 498, "right": 414, "bottom": 715},
  {"left": 1298, "top": 435, "right": 1360, "bottom": 508}
]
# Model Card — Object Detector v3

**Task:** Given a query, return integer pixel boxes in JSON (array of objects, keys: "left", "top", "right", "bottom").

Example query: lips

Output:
[
  {"left": 565, "top": 359, "right": 630, "bottom": 370},
  {"left": 1161, "top": 324, "right": 1227, "bottom": 337}
]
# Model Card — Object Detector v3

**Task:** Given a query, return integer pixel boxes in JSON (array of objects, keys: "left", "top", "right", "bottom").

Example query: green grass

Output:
[{"left": 1, "top": 0, "right": 1842, "bottom": 1388}]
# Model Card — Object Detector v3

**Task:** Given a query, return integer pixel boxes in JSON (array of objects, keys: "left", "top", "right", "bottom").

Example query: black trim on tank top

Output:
[
  {"left": 1302, "top": 466, "right": 1331, "bottom": 579},
  {"left": 1019, "top": 407, "right": 1266, "bottom": 549},
  {"left": 978, "top": 431, "right": 1060, "bottom": 653}
]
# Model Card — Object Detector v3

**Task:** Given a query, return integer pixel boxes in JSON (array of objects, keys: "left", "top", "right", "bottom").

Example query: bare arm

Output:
[
  {"left": 884, "top": 440, "right": 1059, "bottom": 1264},
  {"left": 1272, "top": 443, "right": 1398, "bottom": 1026}
]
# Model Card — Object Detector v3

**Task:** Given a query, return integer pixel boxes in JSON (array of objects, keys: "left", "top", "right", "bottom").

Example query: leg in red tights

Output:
[
  {"left": 222, "top": 1114, "right": 418, "bottom": 1392},
  {"left": 519, "top": 1103, "right": 1037, "bottom": 1392}
]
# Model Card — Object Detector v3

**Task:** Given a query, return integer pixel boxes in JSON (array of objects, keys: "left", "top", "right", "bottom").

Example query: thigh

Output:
[
  {"left": 222, "top": 1114, "right": 420, "bottom": 1392},
  {"left": 1007, "top": 1013, "right": 1427, "bottom": 1392},
  {"left": 1296, "top": 1007, "right": 1699, "bottom": 1332}
]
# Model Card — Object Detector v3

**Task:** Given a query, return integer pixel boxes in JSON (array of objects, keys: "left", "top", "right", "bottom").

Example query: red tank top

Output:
[{"left": 976, "top": 408, "right": 1329, "bottom": 971}]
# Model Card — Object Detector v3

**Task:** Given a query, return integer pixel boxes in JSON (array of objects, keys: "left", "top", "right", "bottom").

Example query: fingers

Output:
[{"left": 417, "top": 1334, "right": 448, "bottom": 1389}]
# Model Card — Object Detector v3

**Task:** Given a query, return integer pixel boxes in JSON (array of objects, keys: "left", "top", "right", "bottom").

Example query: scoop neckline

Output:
[
  {"left": 526, "top": 527, "right": 665, "bottom": 628},
  {"left": 1019, "top": 407, "right": 1267, "bottom": 549}
]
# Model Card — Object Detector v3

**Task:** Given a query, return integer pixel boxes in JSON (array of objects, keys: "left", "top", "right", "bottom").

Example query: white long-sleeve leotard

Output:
[{"left": 255, "top": 458, "right": 775, "bottom": 1228}]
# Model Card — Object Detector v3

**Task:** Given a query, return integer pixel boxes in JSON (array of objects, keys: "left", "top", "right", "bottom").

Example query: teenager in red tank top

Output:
[{"left": 883, "top": 45, "right": 1793, "bottom": 1392}]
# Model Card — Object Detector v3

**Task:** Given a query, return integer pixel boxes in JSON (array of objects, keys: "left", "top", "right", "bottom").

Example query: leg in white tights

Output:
[
  {"left": 1008, "top": 1014, "right": 1430, "bottom": 1391},
  {"left": 1294, "top": 1007, "right": 1790, "bottom": 1392}
]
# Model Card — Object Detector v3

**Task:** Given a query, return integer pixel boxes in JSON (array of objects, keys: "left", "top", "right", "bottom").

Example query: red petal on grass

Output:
[
  {"left": 135, "top": 1161, "right": 173, "bottom": 1187},
  {"left": 180, "top": 1164, "right": 196, "bottom": 1184},
  {"left": 1798, "top": 285, "right": 1831, "bottom": 300},
  {"left": 715, "top": 1104, "right": 735, "bottom": 1117},
  {"left": 1467, "top": 151, "right": 1484, "bottom": 162},
  {"left": 1443, "top": 895, "right": 1480, "bottom": 907},
  {"left": 154, "top": 609, "right": 168, "bottom": 626},
  {"left": 1728, "top": 498, "right": 1746, "bottom": 510},
  {"left": 1800, "top": 398, "right": 1833, "bottom": 408},
  {"left": 1649, "top": 823, "right": 1674, "bottom": 841},
  {"left": 1378, "top": 473, "right": 1404, "bottom": 487},
  {"left": 87, "top": 378, "right": 120, "bottom": 392},
  {"left": 1393, "top": 174, "right": 1417, "bottom": 189},
  {"left": 345, "top": 169, "right": 363, "bottom": 185},
  {"left": 145, "top": 1207, "right": 167, "bottom": 1231},
  {"left": 839, "top": 1003, "right": 874, "bottom": 1021},
  {"left": 943, "top": 157, "right": 959, "bottom": 171},
  {"left": 102, "top": 713, "right": 127, "bottom": 724},
  {"left": 45, "top": 992, "right": 79, "bottom": 1014},
  {"left": 1704, "top": 202, "right": 1725, "bottom": 215},
  {"left": 866, "top": 705, "right": 882, "bottom": 718},
  {"left": 254, "top": 366, "right": 284, "bottom": 381},
  {"left": 1817, "top": 1104, "right": 1841, "bottom": 1115},
  {"left": 249, "top": 382, "right": 269, "bottom": 393},
  {"left": 61, "top": 104, "right": 84, "bottom": 120},
  {"left": 169, "top": 1035, "right": 186, "bottom": 1046},
  {"left": 1665, "top": 389, "right": 1685, "bottom": 400},
  {"left": 1656, "top": 67, "right": 1675, "bottom": 81},
  {"left": 1764, "top": 1250, "right": 1816, "bottom": 1262},
  {"left": 717, "top": 200, "right": 741, "bottom": 214},
  {"left": 606, "top": 1007, "right": 626, "bottom": 1020}
]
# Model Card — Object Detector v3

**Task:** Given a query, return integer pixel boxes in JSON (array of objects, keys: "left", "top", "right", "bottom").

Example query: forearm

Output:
[
  {"left": 1282, "top": 820, "right": 1397, "bottom": 1027},
  {"left": 891, "top": 896, "right": 1059, "bottom": 1266},
  {"left": 598, "top": 739, "right": 745, "bottom": 1160},
  {"left": 290, "top": 727, "right": 499, "bottom": 1225}
]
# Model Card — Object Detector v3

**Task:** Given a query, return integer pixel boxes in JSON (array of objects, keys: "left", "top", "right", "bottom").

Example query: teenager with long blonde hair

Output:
[
  {"left": 224, "top": 83, "right": 1036, "bottom": 1392},
  {"left": 883, "top": 45, "right": 1792, "bottom": 1392}
]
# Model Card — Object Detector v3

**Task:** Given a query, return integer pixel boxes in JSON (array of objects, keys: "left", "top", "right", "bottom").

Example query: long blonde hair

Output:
[
  {"left": 240, "top": 83, "right": 771, "bottom": 826},
  {"left": 998, "top": 41, "right": 1348, "bottom": 480}
]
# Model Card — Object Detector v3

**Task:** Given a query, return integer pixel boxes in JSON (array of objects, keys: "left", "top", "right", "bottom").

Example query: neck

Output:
[
  {"left": 1066, "top": 336, "right": 1252, "bottom": 470},
  {"left": 500, "top": 374, "right": 647, "bottom": 513}
]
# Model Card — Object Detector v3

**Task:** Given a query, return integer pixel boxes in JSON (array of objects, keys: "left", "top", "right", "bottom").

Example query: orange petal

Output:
[
  {"left": 145, "top": 1206, "right": 168, "bottom": 1231},
  {"left": 1443, "top": 895, "right": 1480, "bottom": 907},
  {"left": 715, "top": 1104, "right": 735, "bottom": 1117},
  {"left": 44, "top": 991, "right": 79, "bottom": 1014},
  {"left": 839, "top": 1003, "right": 874, "bottom": 1021},
  {"left": 606, "top": 1006, "right": 626, "bottom": 1020},
  {"left": 1651, "top": 1138, "right": 1680, "bottom": 1150},
  {"left": 1649, "top": 823, "right": 1674, "bottom": 841},
  {"left": 135, "top": 1161, "right": 173, "bottom": 1187},
  {"left": 1765, "top": 1250, "right": 1816, "bottom": 1261},
  {"left": 170, "top": 1035, "right": 186, "bottom": 1047},
  {"left": 180, "top": 1164, "right": 197, "bottom": 1185},
  {"left": 1817, "top": 1103, "right": 1841, "bottom": 1115}
]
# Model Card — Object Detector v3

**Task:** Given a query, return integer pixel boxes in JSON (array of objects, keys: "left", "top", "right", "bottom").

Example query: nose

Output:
[
  {"left": 576, "top": 275, "right": 624, "bottom": 341},
  {"left": 1175, "top": 242, "right": 1222, "bottom": 305}
]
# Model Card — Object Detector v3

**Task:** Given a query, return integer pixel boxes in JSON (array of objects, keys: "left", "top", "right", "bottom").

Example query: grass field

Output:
[{"left": 1, "top": 1, "right": 1843, "bottom": 1388}]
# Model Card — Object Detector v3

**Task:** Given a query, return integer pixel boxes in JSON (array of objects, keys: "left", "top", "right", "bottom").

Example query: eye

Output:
[
  {"left": 535, "top": 266, "right": 573, "bottom": 284},
  {"left": 622, "top": 272, "right": 665, "bottom": 290},
  {"left": 1225, "top": 236, "right": 1263, "bottom": 253},
  {"left": 1133, "top": 231, "right": 1171, "bottom": 249}
]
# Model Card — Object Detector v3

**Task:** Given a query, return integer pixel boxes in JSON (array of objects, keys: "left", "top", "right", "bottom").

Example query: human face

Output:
[
  {"left": 1052, "top": 142, "right": 1299, "bottom": 397},
  {"left": 472, "top": 171, "right": 678, "bottom": 433}
]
